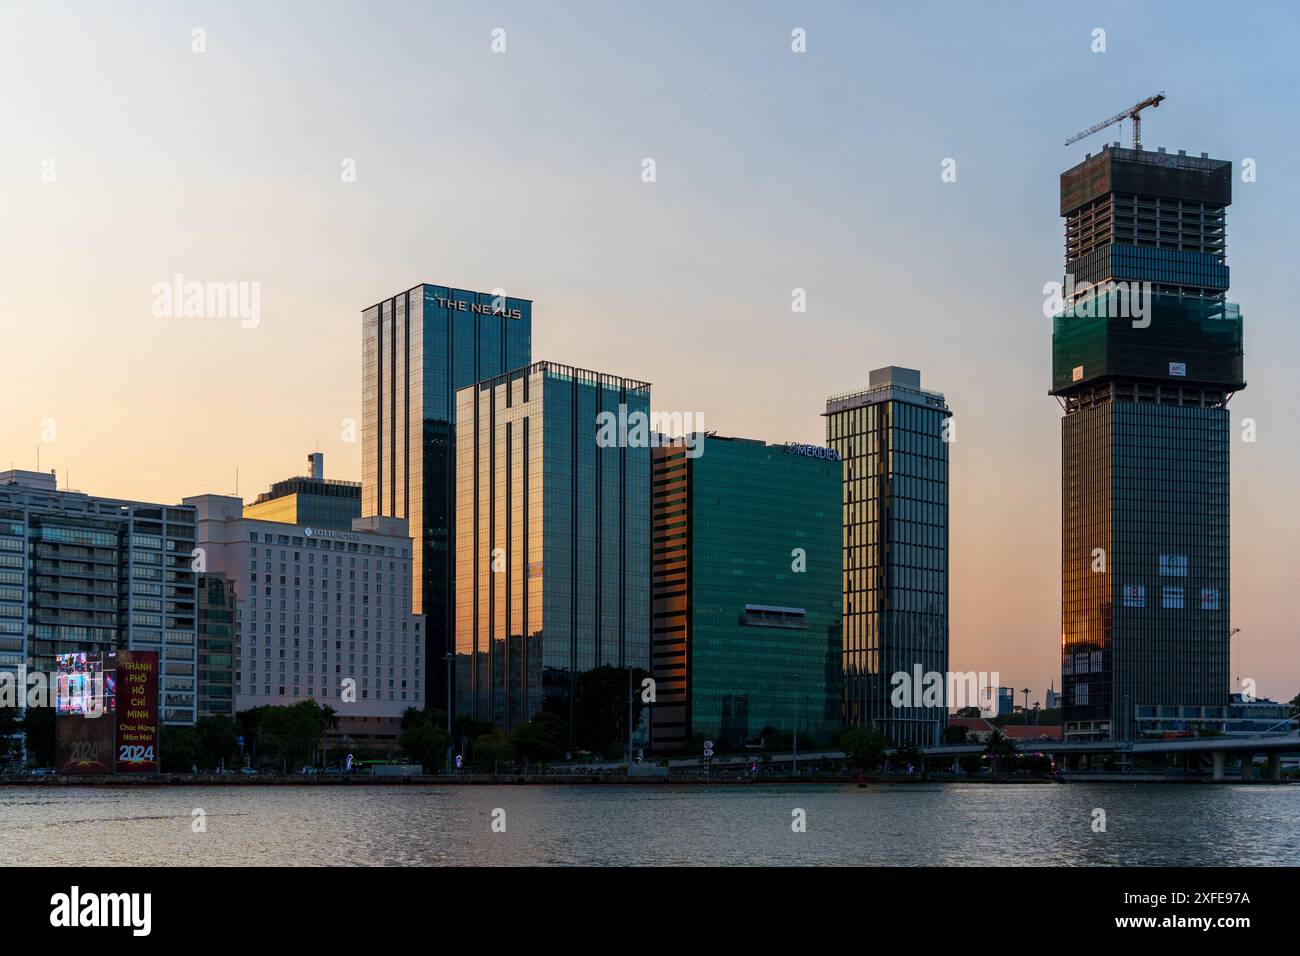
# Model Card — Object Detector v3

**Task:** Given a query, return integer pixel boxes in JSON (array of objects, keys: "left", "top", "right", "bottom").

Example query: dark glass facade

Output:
[
  {"left": 197, "top": 573, "right": 235, "bottom": 717},
  {"left": 362, "top": 285, "right": 531, "bottom": 709},
  {"left": 1054, "top": 145, "right": 1241, "bottom": 740},
  {"left": 453, "top": 362, "right": 651, "bottom": 748},
  {"left": 824, "top": 368, "right": 951, "bottom": 747},
  {"left": 649, "top": 436, "right": 842, "bottom": 753}
]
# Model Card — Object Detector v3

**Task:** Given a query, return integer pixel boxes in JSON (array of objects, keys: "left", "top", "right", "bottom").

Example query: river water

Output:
[{"left": 2, "top": 783, "right": 1297, "bottom": 866}]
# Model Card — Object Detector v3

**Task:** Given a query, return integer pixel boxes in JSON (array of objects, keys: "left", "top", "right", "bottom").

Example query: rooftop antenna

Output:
[{"left": 1065, "top": 91, "right": 1166, "bottom": 151}]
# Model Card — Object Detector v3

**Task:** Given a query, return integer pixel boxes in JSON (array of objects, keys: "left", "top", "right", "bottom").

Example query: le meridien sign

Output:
[
  {"left": 433, "top": 296, "right": 523, "bottom": 320},
  {"left": 785, "top": 442, "right": 842, "bottom": 462},
  {"left": 303, "top": 527, "right": 360, "bottom": 542}
]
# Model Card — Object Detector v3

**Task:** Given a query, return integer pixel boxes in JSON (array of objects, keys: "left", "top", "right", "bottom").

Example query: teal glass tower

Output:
[
  {"left": 825, "top": 367, "right": 951, "bottom": 747},
  {"left": 650, "top": 435, "right": 843, "bottom": 753},
  {"left": 362, "top": 285, "right": 531, "bottom": 710},
  {"left": 453, "top": 362, "right": 651, "bottom": 748}
]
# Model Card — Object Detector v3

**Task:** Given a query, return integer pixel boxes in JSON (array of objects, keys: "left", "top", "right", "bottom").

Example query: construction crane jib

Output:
[{"left": 1065, "top": 92, "right": 1166, "bottom": 150}]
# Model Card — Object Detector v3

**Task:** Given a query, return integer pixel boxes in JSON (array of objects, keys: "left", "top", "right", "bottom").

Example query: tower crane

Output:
[{"left": 1065, "top": 92, "right": 1166, "bottom": 151}]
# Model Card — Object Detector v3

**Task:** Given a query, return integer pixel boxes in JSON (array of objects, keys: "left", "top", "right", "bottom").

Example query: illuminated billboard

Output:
[
  {"left": 53, "top": 649, "right": 159, "bottom": 775},
  {"left": 54, "top": 652, "right": 115, "bottom": 718},
  {"left": 114, "top": 650, "right": 159, "bottom": 773},
  {"left": 54, "top": 652, "right": 115, "bottom": 774}
]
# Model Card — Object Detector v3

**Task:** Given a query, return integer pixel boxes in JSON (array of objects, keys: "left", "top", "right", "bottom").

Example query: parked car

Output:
[{"left": 239, "top": 767, "right": 258, "bottom": 776}]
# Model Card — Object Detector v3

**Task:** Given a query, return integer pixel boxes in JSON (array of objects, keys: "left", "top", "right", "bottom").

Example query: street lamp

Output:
[
  {"left": 792, "top": 673, "right": 800, "bottom": 777},
  {"left": 1229, "top": 627, "right": 1242, "bottom": 690},
  {"left": 443, "top": 652, "right": 454, "bottom": 774},
  {"left": 1021, "top": 688, "right": 1031, "bottom": 755},
  {"left": 626, "top": 663, "right": 633, "bottom": 776}
]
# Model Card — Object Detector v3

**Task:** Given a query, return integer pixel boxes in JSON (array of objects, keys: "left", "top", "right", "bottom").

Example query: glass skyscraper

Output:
[
  {"left": 362, "top": 285, "right": 531, "bottom": 709},
  {"left": 825, "top": 367, "right": 951, "bottom": 747},
  {"left": 1053, "top": 145, "right": 1243, "bottom": 741},
  {"left": 649, "top": 435, "right": 842, "bottom": 753},
  {"left": 453, "top": 362, "right": 651, "bottom": 748}
]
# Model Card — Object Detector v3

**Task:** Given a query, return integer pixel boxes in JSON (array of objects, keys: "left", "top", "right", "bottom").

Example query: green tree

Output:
[
  {"left": 400, "top": 719, "right": 451, "bottom": 773},
  {"left": 572, "top": 665, "right": 650, "bottom": 754},
  {"left": 983, "top": 729, "right": 1019, "bottom": 774},
  {"left": 473, "top": 729, "right": 515, "bottom": 771},
  {"left": 1021, "top": 752, "right": 1053, "bottom": 774},
  {"left": 0, "top": 699, "right": 20, "bottom": 764},
  {"left": 256, "top": 700, "right": 328, "bottom": 769},
  {"left": 160, "top": 725, "right": 203, "bottom": 773},
  {"left": 235, "top": 706, "right": 268, "bottom": 761},
  {"left": 21, "top": 704, "right": 54, "bottom": 767},
  {"left": 195, "top": 715, "right": 240, "bottom": 769},
  {"left": 941, "top": 725, "right": 970, "bottom": 745},
  {"left": 453, "top": 717, "right": 495, "bottom": 764},
  {"left": 511, "top": 713, "right": 566, "bottom": 767},
  {"left": 839, "top": 726, "right": 888, "bottom": 772},
  {"left": 893, "top": 743, "right": 924, "bottom": 773}
]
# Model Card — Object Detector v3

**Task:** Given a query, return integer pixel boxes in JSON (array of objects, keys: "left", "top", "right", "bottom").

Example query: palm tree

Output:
[
  {"left": 983, "top": 729, "right": 1018, "bottom": 775},
  {"left": 318, "top": 704, "right": 340, "bottom": 769}
]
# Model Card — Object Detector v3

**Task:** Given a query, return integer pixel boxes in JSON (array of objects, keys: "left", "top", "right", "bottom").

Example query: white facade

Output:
[{"left": 185, "top": 495, "right": 423, "bottom": 718}]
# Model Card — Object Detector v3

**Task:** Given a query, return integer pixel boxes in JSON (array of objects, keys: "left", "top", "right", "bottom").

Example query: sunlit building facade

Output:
[
  {"left": 361, "top": 284, "right": 531, "bottom": 709},
  {"left": 825, "top": 367, "right": 951, "bottom": 747},
  {"left": 454, "top": 362, "right": 651, "bottom": 748},
  {"left": 244, "top": 453, "right": 361, "bottom": 531}
]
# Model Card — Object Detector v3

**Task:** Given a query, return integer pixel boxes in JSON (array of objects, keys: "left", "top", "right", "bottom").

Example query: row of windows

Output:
[{"left": 246, "top": 532, "right": 408, "bottom": 559}]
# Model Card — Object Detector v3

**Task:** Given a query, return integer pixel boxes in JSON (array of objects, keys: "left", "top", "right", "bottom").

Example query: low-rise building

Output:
[{"left": 242, "top": 453, "right": 361, "bottom": 530}]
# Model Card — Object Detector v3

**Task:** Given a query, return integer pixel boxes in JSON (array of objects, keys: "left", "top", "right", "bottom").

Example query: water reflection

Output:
[{"left": 1, "top": 783, "right": 1296, "bottom": 866}]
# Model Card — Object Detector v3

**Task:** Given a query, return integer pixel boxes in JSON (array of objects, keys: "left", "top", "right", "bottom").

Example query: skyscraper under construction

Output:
[{"left": 1052, "top": 143, "right": 1245, "bottom": 741}]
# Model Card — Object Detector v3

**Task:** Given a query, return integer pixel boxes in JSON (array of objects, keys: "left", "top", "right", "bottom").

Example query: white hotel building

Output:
[{"left": 186, "top": 495, "right": 423, "bottom": 719}]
